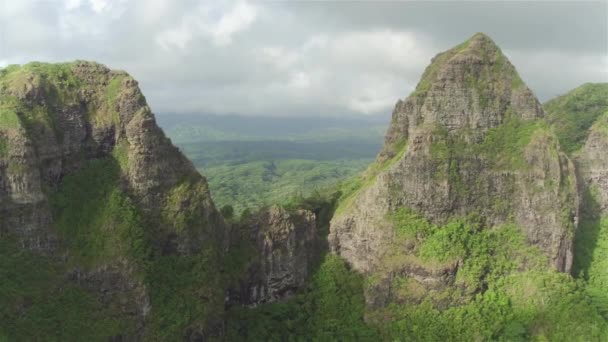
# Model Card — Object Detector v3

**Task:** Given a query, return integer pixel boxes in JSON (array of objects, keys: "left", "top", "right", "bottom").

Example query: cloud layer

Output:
[{"left": 1, "top": 0, "right": 606, "bottom": 116}]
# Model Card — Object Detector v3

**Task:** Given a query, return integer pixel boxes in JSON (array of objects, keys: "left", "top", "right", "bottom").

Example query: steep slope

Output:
[
  {"left": 229, "top": 205, "right": 323, "bottom": 307},
  {"left": 546, "top": 83, "right": 608, "bottom": 317},
  {"left": 0, "top": 62, "right": 225, "bottom": 340},
  {"left": 575, "top": 111, "right": 608, "bottom": 317},
  {"left": 329, "top": 33, "right": 578, "bottom": 307}
]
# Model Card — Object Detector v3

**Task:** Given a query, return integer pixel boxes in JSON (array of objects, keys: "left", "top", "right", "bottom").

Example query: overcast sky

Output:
[{"left": 1, "top": 0, "right": 606, "bottom": 117}]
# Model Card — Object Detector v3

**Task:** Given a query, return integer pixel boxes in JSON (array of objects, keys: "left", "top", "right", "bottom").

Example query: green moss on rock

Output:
[
  {"left": 335, "top": 140, "right": 407, "bottom": 215},
  {"left": 0, "top": 236, "right": 128, "bottom": 341},
  {"left": 50, "top": 158, "right": 149, "bottom": 268}
]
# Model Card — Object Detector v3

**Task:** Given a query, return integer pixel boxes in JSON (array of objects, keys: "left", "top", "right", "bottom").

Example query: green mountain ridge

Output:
[{"left": 545, "top": 83, "right": 608, "bottom": 154}]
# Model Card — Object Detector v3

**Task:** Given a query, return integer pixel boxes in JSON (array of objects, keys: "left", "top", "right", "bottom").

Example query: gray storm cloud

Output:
[{"left": 0, "top": 0, "right": 606, "bottom": 116}]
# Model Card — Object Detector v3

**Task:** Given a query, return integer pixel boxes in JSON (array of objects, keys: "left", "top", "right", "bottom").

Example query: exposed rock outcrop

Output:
[
  {"left": 329, "top": 33, "right": 579, "bottom": 307},
  {"left": 230, "top": 206, "right": 318, "bottom": 305}
]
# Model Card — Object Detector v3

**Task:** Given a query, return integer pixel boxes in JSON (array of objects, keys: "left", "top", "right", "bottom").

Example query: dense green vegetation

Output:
[
  {"left": 229, "top": 200, "right": 607, "bottom": 341},
  {"left": 574, "top": 185, "right": 608, "bottom": 320},
  {"left": 157, "top": 113, "right": 386, "bottom": 213},
  {"left": 226, "top": 254, "right": 378, "bottom": 341},
  {"left": 51, "top": 157, "right": 227, "bottom": 340},
  {"left": 203, "top": 158, "right": 370, "bottom": 213},
  {"left": 51, "top": 159, "right": 149, "bottom": 268},
  {"left": 0, "top": 153, "right": 226, "bottom": 340},
  {"left": 545, "top": 83, "right": 608, "bottom": 154},
  {"left": 145, "top": 252, "right": 224, "bottom": 340},
  {"left": 179, "top": 140, "right": 379, "bottom": 166},
  {"left": 375, "top": 271, "right": 606, "bottom": 341},
  {"left": 0, "top": 236, "right": 128, "bottom": 340}
]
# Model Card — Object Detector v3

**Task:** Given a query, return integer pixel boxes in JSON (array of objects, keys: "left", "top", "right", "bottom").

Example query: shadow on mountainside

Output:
[
  {"left": 573, "top": 185, "right": 602, "bottom": 277},
  {"left": 573, "top": 183, "right": 608, "bottom": 318}
]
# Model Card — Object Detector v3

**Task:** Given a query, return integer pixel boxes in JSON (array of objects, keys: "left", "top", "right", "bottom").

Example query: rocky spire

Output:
[
  {"left": 329, "top": 33, "right": 578, "bottom": 297},
  {"left": 0, "top": 61, "right": 226, "bottom": 339},
  {"left": 379, "top": 32, "right": 543, "bottom": 162}
]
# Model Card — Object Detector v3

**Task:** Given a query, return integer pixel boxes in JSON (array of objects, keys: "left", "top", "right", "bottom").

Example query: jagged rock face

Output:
[
  {"left": 379, "top": 33, "right": 543, "bottom": 162},
  {"left": 0, "top": 61, "right": 225, "bottom": 337},
  {"left": 232, "top": 206, "right": 317, "bottom": 305},
  {"left": 329, "top": 33, "right": 578, "bottom": 304},
  {"left": 577, "top": 114, "right": 608, "bottom": 214},
  {"left": 0, "top": 62, "right": 222, "bottom": 253}
]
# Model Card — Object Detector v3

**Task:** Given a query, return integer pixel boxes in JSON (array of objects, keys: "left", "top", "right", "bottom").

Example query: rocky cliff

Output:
[
  {"left": 228, "top": 205, "right": 318, "bottom": 305},
  {"left": 0, "top": 61, "right": 225, "bottom": 340},
  {"left": 577, "top": 113, "right": 608, "bottom": 212},
  {"left": 329, "top": 33, "right": 579, "bottom": 308}
]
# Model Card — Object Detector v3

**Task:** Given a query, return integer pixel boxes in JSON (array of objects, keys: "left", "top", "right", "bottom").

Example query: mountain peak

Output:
[
  {"left": 379, "top": 33, "right": 542, "bottom": 161},
  {"left": 468, "top": 32, "right": 495, "bottom": 45},
  {"left": 460, "top": 32, "right": 500, "bottom": 56},
  {"left": 412, "top": 32, "right": 512, "bottom": 96}
]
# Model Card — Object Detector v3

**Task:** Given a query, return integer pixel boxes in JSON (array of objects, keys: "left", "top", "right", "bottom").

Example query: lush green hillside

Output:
[
  {"left": 158, "top": 114, "right": 386, "bottom": 213},
  {"left": 545, "top": 84, "right": 608, "bottom": 320},
  {"left": 226, "top": 191, "right": 608, "bottom": 341},
  {"left": 203, "top": 158, "right": 370, "bottom": 213},
  {"left": 545, "top": 83, "right": 608, "bottom": 154},
  {"left": 178, "top": 140, "right": 379, "bottom": 167}
]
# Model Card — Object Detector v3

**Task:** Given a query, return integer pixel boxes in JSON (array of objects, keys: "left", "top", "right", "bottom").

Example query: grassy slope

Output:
[
  {"left": 160, "top": 113, "right": 386, "bottom": 214},
  {"left": 202, "top": 158, "right": 370, "bottom": 213},
  {"left": 545, "top": 83, "right": 608, "bottom": 154}
]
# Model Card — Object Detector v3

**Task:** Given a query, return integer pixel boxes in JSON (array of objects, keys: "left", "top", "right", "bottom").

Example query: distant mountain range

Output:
[{"left": 156, "top": 112, "right": 388, "bottom": 143}]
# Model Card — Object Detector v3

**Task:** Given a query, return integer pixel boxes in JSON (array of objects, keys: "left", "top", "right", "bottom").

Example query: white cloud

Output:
[
  {"left": 212, "top": 1, "right": 257, "bottom": 46},
  {"left": 156, "top": 0, "right": 257, "bottom": 50},
  {"left": 1, "top": 1, "right": 605, "bottom": 116},
  {"left": 288, "top": 71, "right": 311, "bottom": 89},
  {"left": 251, "top": 30, "right": 433, "bottom": 115},
  {"left": 156, "top": 22, "right": 194, "bottom": 50},
  {"left": 258, "top": 47, "right": 299, "bottom": 70},
  {"left": 64, "top": 0, "right": 83, "bottom": 11},
  {"left": 328, "top": 30, "right": 429, "bottom": 72},
  {"left": 89, "top": 0, "right": 108, "bottom": 13},
  {"left": 506, "top": 49, "right": 608, "bottom": 100}
]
